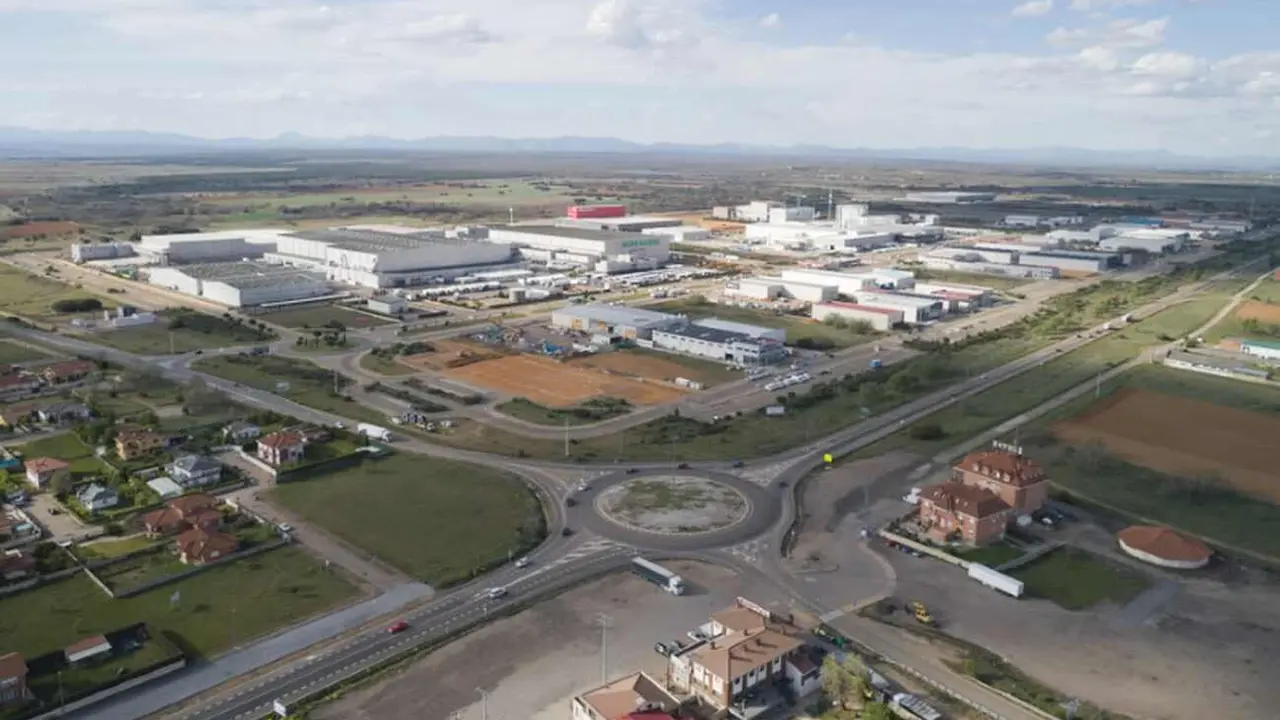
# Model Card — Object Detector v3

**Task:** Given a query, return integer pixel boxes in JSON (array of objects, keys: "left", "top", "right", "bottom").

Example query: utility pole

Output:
[
  {"left": 596, "top": 614, "right": 613, "bottom": 683},
  {"left": 563, "top": 417, "right": 570, "bottom": 458},
  {"left": 476, "top": 688, "right": 489, "bottom": 720}
]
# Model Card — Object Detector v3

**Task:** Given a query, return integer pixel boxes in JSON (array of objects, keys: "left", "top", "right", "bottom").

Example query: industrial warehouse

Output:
[
  {"left": 487, "top": 225, "right": 672, "bottom": 273},
  {"left": 147, "top": 261, "right": 332, "bottom": 307}
]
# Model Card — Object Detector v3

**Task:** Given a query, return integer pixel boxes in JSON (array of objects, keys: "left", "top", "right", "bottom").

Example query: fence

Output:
[
  {"left": 878, "top": 529, "right": 971, "bottom": 569},
  {"left": 112, "top": 539, "right": 290, "bottom": 599}
]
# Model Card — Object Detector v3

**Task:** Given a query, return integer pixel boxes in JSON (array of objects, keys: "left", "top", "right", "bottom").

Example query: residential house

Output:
[
  {"left": 256, "top": 430, "right": 305, "bottom": 467},
  {"left": 668, "top": 598, "right": 809, "bottom": 710},
  {"left": 23, "top": 457, "right": 70, "bottom": 489},
  {"left": 0, "top": 374, "right": 39, "bottom": 403},
  {"left": 115, "top": 427, "right": 168, "bottom": 460},
  {"left": 142, "top": 493, "right": 222, "bottom": 536},
  {"left": 222, "top": 421, "right": 261, "bottom": 443},
  {"left": 951, "top": 449, "right": 1050, "bottom": 516},
  {"left": 176, "top": 526, "right": 238, "bottom": 565},
  {"left": 571, "top": 671, "right": 680, "bottom": 720},
  {"left": 0, "top": 652, "right": 28, "bottom": 707},
  {"left": 917, "top": 482, "right": 1012, "bottom": 546},
  {"left": 168, "top": 454, "right": 222, "bottom": 489},
  {"left": 0, "top": 550, "right": 36, "bottom": 581},
  {"left": 40, "top": 360, "right": 96, "bottom": 386},
  {"left": 36, "top": 401, "right": 93, "bottom": 425},
  {"left": 75, "top": 482, "right": 120, "bottom": 513},
  {"left": 146, "top": 476, "right": 184, "bottom": 500},
  {"left": 64, "top": 635, "right": 112, "bottom": 666},
  {"left": 0, "top": 402, "right": 39, "bottom": 427}
]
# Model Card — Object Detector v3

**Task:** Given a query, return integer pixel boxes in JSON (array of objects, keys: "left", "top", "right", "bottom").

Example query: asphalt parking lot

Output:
[{"left": 312, "top": 561, "right": 791, "bottom": 720}]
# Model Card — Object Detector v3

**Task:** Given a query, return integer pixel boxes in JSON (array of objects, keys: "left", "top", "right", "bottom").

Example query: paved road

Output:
[{"left": 15, "top": 250, "right": 1266, "bottom": 720}]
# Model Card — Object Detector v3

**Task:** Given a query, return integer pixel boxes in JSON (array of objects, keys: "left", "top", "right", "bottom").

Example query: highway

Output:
[{"left": 5, "top": 251, "right": 1266, "bottom": 720}]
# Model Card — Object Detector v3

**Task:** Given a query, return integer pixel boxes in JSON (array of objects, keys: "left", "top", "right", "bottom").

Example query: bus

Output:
[{"left": 631, "top": 557, "right": 686, "bottom": 595}]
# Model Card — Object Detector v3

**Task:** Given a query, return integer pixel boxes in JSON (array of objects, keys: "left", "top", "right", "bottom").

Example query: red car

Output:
[{"left": 387, "top": 620, "right": 409, "bottom": 634}]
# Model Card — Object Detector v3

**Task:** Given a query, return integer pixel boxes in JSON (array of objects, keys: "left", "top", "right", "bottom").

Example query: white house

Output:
[
  {"left": 168, "top": 455, "right": 222, "bottom": 489},
  {"left": 76, "top": 483, "right": 119, "bottom": 513}
]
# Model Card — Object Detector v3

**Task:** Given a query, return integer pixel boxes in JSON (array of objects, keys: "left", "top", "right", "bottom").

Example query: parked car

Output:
[
  {"left": 677, "top": 462, "right": 690, "bottom": 469},
  {"left": 387, "top": 620, "right": 409, "bottom": 634},
  {"left": 485, "top": 587, "right": 508, "bottom": 600}
]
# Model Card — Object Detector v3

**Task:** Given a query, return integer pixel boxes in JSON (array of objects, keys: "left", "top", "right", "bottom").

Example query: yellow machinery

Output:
[{"left": 912, "top": 601, "right": 936, "bottom": 627}]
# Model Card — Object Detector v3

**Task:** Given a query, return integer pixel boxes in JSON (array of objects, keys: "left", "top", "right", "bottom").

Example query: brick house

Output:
[
  {"left": 115, "top": 427, "right": 168, "bottom": 460},
  {"left": 176, "top": 526, "right": 239, "bottom": 565},
  {"left": 257, "top": 430, "right": 305, "bottom": 467},
  {"left": 951, "top": 449, "right": 1049, "bottom": 516},
  {"left": 142, "top": 493, "right": 222, "bottom": 536},
  {"left": 0, "top": 652, "right": 28, "bottom": 707},
  {"left": 23, "top": 457, "right": 70, "bottom": 489},
  {"left": 918, "top": 482, "right": 1012, "bottom": 546}
]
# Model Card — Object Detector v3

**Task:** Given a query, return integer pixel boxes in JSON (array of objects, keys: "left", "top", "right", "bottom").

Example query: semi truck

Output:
[
  {"left": 631, "top": 556, "right": 686, "bottom": 595},
  {"left": 357, "top": 423, "right": 393, "bottom": 442},
  {"left": 967, "top": 562, "right": 1025, "bottom": 598}
]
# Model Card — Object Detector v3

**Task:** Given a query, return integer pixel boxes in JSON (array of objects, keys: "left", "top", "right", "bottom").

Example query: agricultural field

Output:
[
  {"left": 0, "top": 339, "right": 56, "bottom": 364},
  {"left": 87, "top": 310, "right": 274, "bottom": 355},
  {"left": 261, "top": 304, "right": 396, "bottom": 330},
  {"left": 445, "top": 353, "right": 688, "bottom": 407},
  {"left": 651, "top": 296, "right": 877, "bottom": 350},
  {"left": 1025, "top": 364, "right": 1280, "bottom": 559},
  {"left": 192, "top": 354, "right": 385, "bottom": 423},
  {"left": 0, "top": 263, "right": 114, "bottom": 321},
  {"left": 567, "top": 347, "right": 742, "bottom": 387},
  {"left": 846, "top": 292, "right": 1237, "bottom": 460},
  {"left": 0, "top": 547, "right": 356, "bottom": 660},
  {"left": 269, "top": 453, "right": 544, "bottom": 587}
]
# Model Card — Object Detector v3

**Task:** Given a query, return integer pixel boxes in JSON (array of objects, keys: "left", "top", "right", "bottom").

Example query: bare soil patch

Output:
[
  {"left": 445, "top": 354, "right": 687, "bottom": 407},
  {"left": 568, "top": 350, "right": 724, "bottom": 386},
  {"left": 1053, "top": 388, "right": 1280, "bottom": 502},
  {"left": 0, "top": 221, "right": 79, "bottom": 239},
  {"left": 398, "top": 340, "right": 504, "bottom": 372},
  {"left": 1235, "top": 299, "right": 1280, "bottom": 324}
]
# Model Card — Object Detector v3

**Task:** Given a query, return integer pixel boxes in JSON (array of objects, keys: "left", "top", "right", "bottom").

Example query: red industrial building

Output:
[{"left": 567, "top": 204, "right": 627, "bottom": 219}]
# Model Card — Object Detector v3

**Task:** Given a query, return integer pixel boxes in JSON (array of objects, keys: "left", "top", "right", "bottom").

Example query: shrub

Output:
[
  {"left": 909, "top": 423, "right": 945, "bottom": 441},
  {"left": 51, "top": 297, "right": 103, "bottom": 313}
]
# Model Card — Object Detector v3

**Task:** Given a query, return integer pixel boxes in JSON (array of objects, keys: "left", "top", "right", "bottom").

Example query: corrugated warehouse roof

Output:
[{"left": 554, "top": 303, "right": 680, "bottom": 328}]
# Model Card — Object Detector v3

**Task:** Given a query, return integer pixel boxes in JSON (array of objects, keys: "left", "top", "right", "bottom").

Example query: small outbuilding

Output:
[{"left": 1117, "top": 525, "right": 1211, "bottom": 570}]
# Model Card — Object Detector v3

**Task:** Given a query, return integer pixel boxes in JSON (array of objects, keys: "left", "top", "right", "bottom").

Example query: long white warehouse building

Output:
[
  {"left": 853, "top": 291, "right": 944, "bottom": 323},
  {"left": 488, "top": 225, "right": 671, "bottom": 268},
  {"left": 811, "top": 301, "right": 903, "bottom": 331},
  {"left": 137, "top": 229, "right": 289, "bottom": 264},
  {"left": 147, "top": 261, "right": 331, "bottom": 307}
]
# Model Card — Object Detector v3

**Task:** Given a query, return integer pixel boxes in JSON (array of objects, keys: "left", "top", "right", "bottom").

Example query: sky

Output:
[{"left": 1, "top": 0, "right": 1278, "bottom": 156}]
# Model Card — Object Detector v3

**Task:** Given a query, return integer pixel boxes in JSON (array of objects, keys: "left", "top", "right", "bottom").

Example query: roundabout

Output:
[{"left": 567, "top": 468, "right": 781, "bottom": 551}]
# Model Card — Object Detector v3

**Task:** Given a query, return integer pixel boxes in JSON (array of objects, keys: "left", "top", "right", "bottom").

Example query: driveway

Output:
[{"left": 27, "top": 493, "right": 94, "bottom": 541}]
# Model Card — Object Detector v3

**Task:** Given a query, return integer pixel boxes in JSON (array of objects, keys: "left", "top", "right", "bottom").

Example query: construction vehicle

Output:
[{"left": 912, "top": 602, "right": 936, "bottom": 627}]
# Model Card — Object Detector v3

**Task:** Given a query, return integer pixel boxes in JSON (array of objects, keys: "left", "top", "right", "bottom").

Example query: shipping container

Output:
[{"left": 567, "top": 204, "right": 628, "bottom": 219}]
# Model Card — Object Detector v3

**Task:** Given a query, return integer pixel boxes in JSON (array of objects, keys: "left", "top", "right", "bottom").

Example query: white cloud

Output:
[
  {"left": 759, "top": 12, "right": 780, "bottom": 28},
  {"left": 1012, "top": 0, "right": 1054, "bottom": 18},
  {"left": 1069, "top": 0, "right": 1158, "bottom": 10},
  {"left": 0, "top": 0, "right": 1274, "bottom": 156}
]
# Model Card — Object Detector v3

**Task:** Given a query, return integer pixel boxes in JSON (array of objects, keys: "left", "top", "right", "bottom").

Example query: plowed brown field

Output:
[
  {"left": 444, "top": 354, "right": 686, "bottom": 407},
  {"left": 1235, "top": 300, "right": 1280, "bottom": 324},
  {"left": 1052, "top": 388, "right": 1280, "bottom": 502}
]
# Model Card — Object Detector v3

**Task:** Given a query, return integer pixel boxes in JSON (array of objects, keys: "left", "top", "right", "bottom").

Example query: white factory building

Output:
[
  {"left": 147, "top": 261, "right": 331, "bottom": 307},
  {"left": 488, "top": 225, "right": 671, "bottom": 273},
  {"left": 782, "top": 267, "right": 915, "bottom": 291},
  {"left": 264, "top": 228, "right": 517, "bottom": 289},
  {"left": 768, "top": 206, "right": 817, "bottom": 224},
  {"left": 690, "top": 318, "right": 786, "bottom": 343},
  {"left": 137, "top": 229, "right": 288, "bottom": 264},
  {"left": 852, "top": 291, "right": 944, "bottom": 323},
  {"left": 642, "top": 225, "right": 711, "bottom": 243},
  {"left": 71, "top": 242, "right": 136, "bottom": 263},
  {"left": 550, "top": 304, "right": 684, "bottom": 340},
  {"left": 811, "top": 301, "right": 903, "bottom": 331},
  {"left": 650, "top": 325, "right": 789, "bottom": 366},
  {"left": 555, "top": 216, "right": 684, "bottom": 233},
  {"left": 1098, "top": 229, "right": 1191, "bottom": 254},
  {"left": 919, "top": 254, "right": 1060, "bottom": 279},
  {"left": 732, "top": 201, "right": 784, "bottom": 223}
]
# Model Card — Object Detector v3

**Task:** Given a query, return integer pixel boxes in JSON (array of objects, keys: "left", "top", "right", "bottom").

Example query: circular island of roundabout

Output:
[{"left": 569, "top": 468, "right": 781, "bottom": 551}]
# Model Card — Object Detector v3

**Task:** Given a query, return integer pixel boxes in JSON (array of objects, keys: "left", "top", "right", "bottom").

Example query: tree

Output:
[
  {"left": 49, "top": 472, "right": 73, "bottom": 496},
  {"left": 820, "top": 656, "right": 854, "bottom": 709},
  {"left": 861, "top": 701, "right": 893, "bottom": 720}
]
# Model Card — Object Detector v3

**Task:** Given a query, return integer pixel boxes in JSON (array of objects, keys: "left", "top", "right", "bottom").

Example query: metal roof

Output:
[
  {"left": 498, "top": 225, "right": 649, "bottom": 242},
  {"left": 553, "top": 303, "right": 680, "bottom": 328}
]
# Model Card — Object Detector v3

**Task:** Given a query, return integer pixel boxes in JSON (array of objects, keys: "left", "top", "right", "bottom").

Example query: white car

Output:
[
  {"left": 515, "top": 557, "right": 531, "bottom": 569},
  {"left": 485, "top": 587, "right": 508, "bottom": 600}
]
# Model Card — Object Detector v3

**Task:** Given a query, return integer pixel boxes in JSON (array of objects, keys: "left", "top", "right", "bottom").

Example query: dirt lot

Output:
[
  {"left": 313, "top": 562, "right": 789, "bottom": 720},
  {"left": 0, "top": 221, "right": 79, "bottom": 239},
  {"left": 399, "top": 340, "right": 504, "bottom": 372},
  {"left": 567, "top": 349, "right": 733, "bottom": 387},
  {"left": 1052, "top": 388, "right": 1280, "bottom": 502},
  {"left": 1234, "top": 299, "right": 1280, "bottom": 323},
  {"left": 445, "top": 354, "right": 687, "bottom": 407}
]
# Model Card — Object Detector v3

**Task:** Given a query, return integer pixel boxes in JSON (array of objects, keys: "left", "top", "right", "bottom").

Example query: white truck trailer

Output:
[
  {"left": 357, "top": 422, "right": 393, "bottom": 442},
  {"left": 631, "top": 556, "right": 686, "bottom": 595},
  {"left": 967, "top": 562, "right": 1024, "bottom": 598}
]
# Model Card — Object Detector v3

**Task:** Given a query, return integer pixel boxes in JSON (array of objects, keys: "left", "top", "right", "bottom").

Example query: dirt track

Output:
[
  {"left": 445, "top": 354, "right": 687, "bottom": 407},
  {"left": 1053, "top": 388, "right": 1280, "bottom": 501}
]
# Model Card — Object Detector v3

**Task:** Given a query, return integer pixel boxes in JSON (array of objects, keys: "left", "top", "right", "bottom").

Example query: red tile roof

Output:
[
  {"left": 42, "top": 360, "right": 95, "bottom": 378},
  {"left": 177, "top": 527, "right": 238, "bottom": 564},
  {"left": 919, "top": 482, "right": 1010, "bottom": 519},
  {"left": 0, "top": 652, "right": 26, "bottom": 681},
  {"left": 24, "top": 457, "right": 69, "bottom": 473},
  {"left": 143, "top": 494, "right": 220, "bottom": 533},
  {"left": 65, "top": 635, "right": 110, "bottom": 657},
  {"left": 959, "top": 450, "right": 1046, "bottom": 488},
  {"left": 0, "top": 374, "right": 35, "bottom": 389},
  {"left": 259, "top": 430, "right": 304, "bottom": 449},
  {"left": 1118, "top": 526, "right": 1212, "bottom": 563}
]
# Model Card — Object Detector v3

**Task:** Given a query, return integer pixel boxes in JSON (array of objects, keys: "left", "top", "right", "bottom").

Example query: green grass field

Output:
[
  {"left": 77, "top": 536, "right": 159, "bottom": 560},
  {"left": 358, "top": 352, "right": 416, "bottom": 376},
  {"left": 269, "top": 453, "right": 545, "bottom": 587},
  {"left": 90, "top": 312, "right": 273, "bottom": 355},
  {"left": 1010, "top": 547, "right": 1150, "bottom": 610},
  {"left": 14, "top": 433, "right": 107, "bottom": 476},
  {"left": 193, "top": 354, "right": 385, "bottom": 423},
  {"left": 846, "top": 292, "right": 1236, "bottom": 461},
  {"left": 262, "top": 304, "right": 396, "bottom": 330},
  {"left": 0, "top": 548, "right": 356, "bottom": 660},
  {"left": 0, "top": 264, "right": 113, "bottom": 320},
  {"left": 651, "top": 297, "right": 877, "bottom": 350},
  {"left": 956, "top": 542, "right": 1025, "bottom": 567},
  {"left": 0, "top": 339, "right": 55, "bottom": 364}
]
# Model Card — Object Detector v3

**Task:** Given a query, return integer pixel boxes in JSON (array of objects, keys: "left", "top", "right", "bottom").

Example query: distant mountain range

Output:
[{"left": 1, "top": 126, "right": 1276, "bottom": 171}]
